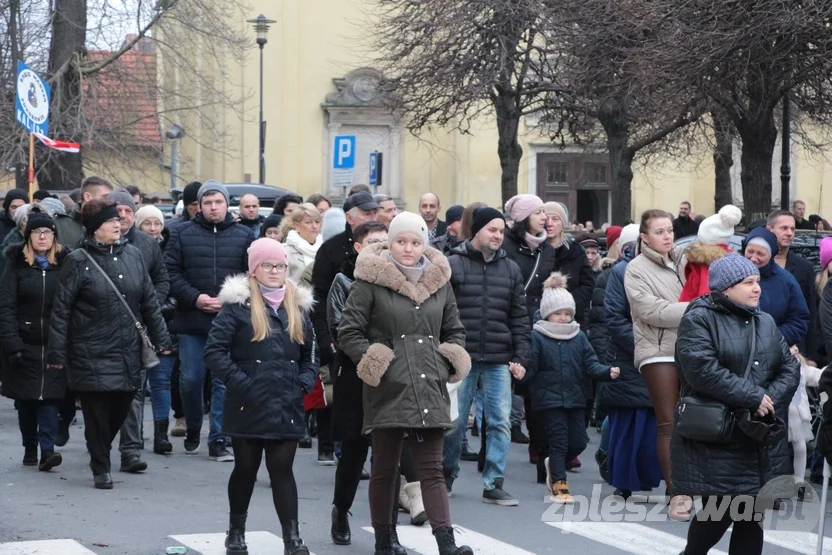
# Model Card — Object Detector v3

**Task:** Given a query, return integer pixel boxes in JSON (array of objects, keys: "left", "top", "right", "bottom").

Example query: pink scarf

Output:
[
  {"left": 259, "top": 285, "right": 285, "bottom": 310},
  {"left": 525, "top": 232, "right": 547, "bottom": 249}
]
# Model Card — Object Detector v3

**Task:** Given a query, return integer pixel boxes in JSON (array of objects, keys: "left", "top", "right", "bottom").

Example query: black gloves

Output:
[{"left": 8, "top": 352, "right": 23, "bottom": 370}]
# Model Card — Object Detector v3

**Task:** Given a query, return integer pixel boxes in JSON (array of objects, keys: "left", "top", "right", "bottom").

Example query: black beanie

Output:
[
  {"left": 260, "top": 213, "right": 283, "bottom": 237},
  {"left": 182, "top": 181, "right": 202, "bottom": 206},
  {"left": 4, "top": 189, "right": 29, "bottom": 212},
  {"left": 32, "top": 189, "right": 55, "bottom": 201},
  {"left": 445, "top": 205, "right": 464, "bottom": 226},
  {"left": 24, "top": 211, "right": 57, "bottom": 243},
  {"left": 83, "top": 204, "right": 119, "bottom": 237},
  {"left": 471, "top": 207, "right": 505, "bottom": 237}
]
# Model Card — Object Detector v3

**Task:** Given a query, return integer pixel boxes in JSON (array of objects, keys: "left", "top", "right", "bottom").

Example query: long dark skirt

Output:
[{"left": 607, "top": 407, "right": 663, "bottom": 491}]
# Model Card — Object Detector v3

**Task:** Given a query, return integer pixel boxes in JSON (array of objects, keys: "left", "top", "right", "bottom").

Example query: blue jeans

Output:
[
  {"left": 17, "top": 400, "right": 60, "bottom": 452},
  {"left": 150, "top": 354, "right": 175, "bottom": 421},
  {"left": 443, "top": 363, "right": 511, "bottom": 490},
  {"left": 178, "top": 334, "right": 225, "bottom": 445}
]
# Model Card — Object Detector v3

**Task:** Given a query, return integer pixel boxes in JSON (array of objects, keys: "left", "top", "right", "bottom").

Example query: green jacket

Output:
[
  {"left": 337, "top": 243, "right": 470, "bottom": 433},
  {"left": 54, "top": 208, "right": 83, "bottom": 248}
]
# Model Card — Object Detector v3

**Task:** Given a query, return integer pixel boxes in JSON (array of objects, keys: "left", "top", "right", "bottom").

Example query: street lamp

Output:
[
  {"left": 780, "top": 93, "right": 791, "bottom": 210},
  {"left": 165, "top": 123, "right": 185, "bottom": 192},
  {"left": 247, "top": 14, "right": 275, "bottom": 185}
]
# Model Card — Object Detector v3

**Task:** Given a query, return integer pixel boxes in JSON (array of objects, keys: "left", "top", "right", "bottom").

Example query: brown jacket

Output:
[
  {"left": 337, "top": 243, "right": 469, "bottom": 433},
  {"left": 624, "top": 243, "right": 688, "bottom": 368}
]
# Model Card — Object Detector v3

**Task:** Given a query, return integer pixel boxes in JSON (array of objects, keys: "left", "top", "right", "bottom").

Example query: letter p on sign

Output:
[{"left": 333, "top": 135, "right": 356, "bottom": 169}]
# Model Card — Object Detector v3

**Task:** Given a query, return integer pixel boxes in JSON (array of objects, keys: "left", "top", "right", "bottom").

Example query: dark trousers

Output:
[
  {"left": 317, "top": 407, "right": 334, "bottom": 454},
  {"left": 683, "top": 496, "right": 764, "bottom": 555},
  {"left": 333, "top": 437, "right": 370, "bottom": 512},
  {"left": 17, "top": 399, "right": 60, "bottom": 452},
  {"left": 171, "top": 356, "right": 184, "bottom": 419},
  {"left": 370, "top": 428, "right": 451, "bottom": 531},
  {"left": 59, "top": 388, "right": 77, "bottom": 425},
  {"left": 78, "top": 391, "right": 135, "bottom": 475},
  {"left": 228, "top": 438, "right": 298, "bottom": 525},
  {"left": 540, "top": 408, "right": 589, "bottom": 482}
]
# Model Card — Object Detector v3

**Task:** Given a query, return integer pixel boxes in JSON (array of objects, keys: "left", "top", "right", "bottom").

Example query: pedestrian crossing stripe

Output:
[
  {"left": 0, "top": 539, "right": 97, "bottom": 555},
  {"left": 170, "top": 532, "right": 316, "bottom": 555},
  {"left": 362, "top": 525, "right": 537, "bottom": 554}
]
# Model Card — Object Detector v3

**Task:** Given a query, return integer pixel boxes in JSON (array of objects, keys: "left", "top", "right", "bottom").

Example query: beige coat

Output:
[
  {"left": 624, "top": 243, "right": 688, "bottom": 368},
  {"left": 284, "top": 230, "right": 322, "bottom": 284}
]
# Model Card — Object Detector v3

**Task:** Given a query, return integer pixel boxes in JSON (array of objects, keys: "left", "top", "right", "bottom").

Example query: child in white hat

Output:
[{"left": 516, "top": 272, "right": 619, "bottom": 503}]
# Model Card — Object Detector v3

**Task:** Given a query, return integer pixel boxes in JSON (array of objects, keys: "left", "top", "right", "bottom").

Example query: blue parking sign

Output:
[{"left": 333, "top": 135, "right": 356, "bottom": 169}]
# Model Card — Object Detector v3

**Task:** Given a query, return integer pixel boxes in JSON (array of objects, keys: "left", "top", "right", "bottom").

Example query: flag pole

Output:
[{"left": 27, "top": 133, "right": 35, "bottom": 200}]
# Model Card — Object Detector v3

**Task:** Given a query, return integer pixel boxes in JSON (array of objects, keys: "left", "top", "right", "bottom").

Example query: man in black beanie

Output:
[
  {"left": 0, "top": 189, "right": 29, "bottom": 242},
  {"left": 431, "top": 204, "right": 464, "bottom": 255},
  {"left": 442, "top": 206, "right": 531, "bottom": 506},
  {"left": 167, "top": 181, "right": 202, "bottom": 232}
]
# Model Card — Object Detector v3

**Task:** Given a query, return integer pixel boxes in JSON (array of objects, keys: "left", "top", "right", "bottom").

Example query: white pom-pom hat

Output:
[
  {"left": 696, "top": 204, "right": 742, "bottom": 246},
  {"left": 540, "top": 272, "right": 576, "bottom": 319}
]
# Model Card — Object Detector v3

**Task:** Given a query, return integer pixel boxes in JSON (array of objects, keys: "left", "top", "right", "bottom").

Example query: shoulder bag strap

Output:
[
  {"left": 524, "top": 250, "right": 542, "bottom": 293},
  {"left": 740, "top": 317, "right": 757, "bottom": 379},
  {"left": 80, "top": 249, "right": 144, "bottom": 332}
]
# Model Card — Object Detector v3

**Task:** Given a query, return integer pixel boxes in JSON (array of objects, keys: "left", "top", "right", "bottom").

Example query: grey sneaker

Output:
[
  {"left": 209, "top": 442, "right": 234, "bottom": 462},
  {"left": 483, "top": 486, "right": 519, "bottom": 506}
]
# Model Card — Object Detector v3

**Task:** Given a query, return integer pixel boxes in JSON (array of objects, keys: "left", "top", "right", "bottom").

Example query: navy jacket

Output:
[
  {"left": 447, "top": 240, "right": 531, "bottom": 366},
  {"left": 521, "top": 324, "right": 612, "bottom": 410},
  {"left": 757, "top": 263, "right": 809, "bottom": 348},
  {"left": 601, "top": 247, "right": 652, "bottom": 409},
  {"left": 164, "top": 213, "right": 253, "bottom": 335}
]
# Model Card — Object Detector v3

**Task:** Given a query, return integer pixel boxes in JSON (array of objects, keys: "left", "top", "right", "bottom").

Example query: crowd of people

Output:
[{"left": 1, "top": 178, "right": 831, "bottom": 555}]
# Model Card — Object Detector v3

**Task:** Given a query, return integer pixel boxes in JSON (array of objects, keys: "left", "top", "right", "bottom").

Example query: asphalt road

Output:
[{"left": 0, "top": 397, "right": 830, "bottom": 555}]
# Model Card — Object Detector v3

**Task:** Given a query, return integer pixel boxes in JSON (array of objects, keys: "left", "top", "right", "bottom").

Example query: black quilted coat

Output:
[
  {"left": 164, "top": 213, "right": 253, "bottom": 335},
  {"left": 204, "top": 275, "right": 318, "bottom": 440},
  {"left": 0, "top": 244, "right": 70, "bottom": 401},
  {"left": 447, "top": 240, "right": 531, "bottom": 366},
  {"left": 124, "top": 226, "right": 169, "bottom": 305},
  {"left": 671, "top": 292, "right": 799, "bottom": 497},
  {"left": 47, "top": 239, "right": 171, "bottom": 392}
]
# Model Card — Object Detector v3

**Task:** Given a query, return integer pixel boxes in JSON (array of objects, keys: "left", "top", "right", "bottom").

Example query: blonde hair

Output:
[
  {"left": 291, "top": 203, "right": 321, "bottom": 225},
  {"left": 606, "top": 239, "right": 621, "bottom": 261},
  {"left": 24, "top": 237, "right": 62, "bottom": 266},
  {"left": 817, "top": 267, "right": 831, "bottom": 297},
  {"left": 249, "top": 276, "right": 305, "bottom": 344}
]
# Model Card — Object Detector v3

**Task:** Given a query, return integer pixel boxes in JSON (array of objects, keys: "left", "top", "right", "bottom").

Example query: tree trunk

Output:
[
  {"left": 738, "top": 121, "right": 777, "bottom": 223},
  {"left": 9, "top": 0, "right": 27, "bottom": 190},
  {"left": 598, "top": 95, "right": 633, "bottom": 225},
  {"left": 712, "top": 114, "right": 734, "bottom": 212},
  {"left": 494, "top": 93, "right": 523, "bottom": 205},
  {"left": 42, "top": 0, "right": 87, "bottom": 189}
]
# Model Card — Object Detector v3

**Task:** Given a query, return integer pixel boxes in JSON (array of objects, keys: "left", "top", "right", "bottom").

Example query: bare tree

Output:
[{"left": 368, "top": 0, "right": 568, "bottom": 204}]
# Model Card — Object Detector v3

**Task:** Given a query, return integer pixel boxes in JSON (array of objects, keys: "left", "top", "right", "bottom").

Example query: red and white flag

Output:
[{"left": 33, "top": 133, "right": 80, "bottom": 153}]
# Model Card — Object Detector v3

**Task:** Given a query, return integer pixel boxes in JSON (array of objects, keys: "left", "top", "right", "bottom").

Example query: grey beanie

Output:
[
  {"left": 198, "top": 180, "right": 229, "bottom": 205},
  {"left": 708, "top": 254, "right": 760, "bottom": 293},
  {"left": 107, "top": 191, "right": 136, "bottom": 213}
]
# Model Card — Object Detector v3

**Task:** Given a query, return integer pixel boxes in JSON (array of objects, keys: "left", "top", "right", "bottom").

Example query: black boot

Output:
[
  {"left": 184, "top": 428, "right": 200, "bottom": 452},
  {"left": 56, "top": 418, "right": 70, "bottom": 447},
  {"left": 282, "top": 520, "right": 309, "bottom": 555},
  {"left": 434, "top": 527, "right": 473, "bottom": 555},
  {"left": 373, "top": 526, "right": 396, "bottom": 555},
  {"left": 390, "top": 524, "right": 408, "bottom": 555},
  {"left": 23, "top": 446, "right": 38, "bottom": 466},
  {"left": 225, "top": 513, "right": 247, "bottom": 555},
  {"left": 38, "top": 451, "right": 62, "bottom": 471},
  {"left": 153, "top": 419, "right": 173, "bottom": 454},
  {"left": 120, "top": 453, "right": 148, "bottom": 473},
  {"left": 330, "top": 505, "right": 351, "bottom": 545},
  {"left": 537, "top": 458, "right": 547, "bottom": 484}
]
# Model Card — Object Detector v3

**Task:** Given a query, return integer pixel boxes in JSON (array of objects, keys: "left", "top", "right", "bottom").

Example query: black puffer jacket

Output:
[
  {"left": 311, "top": 224, "right": 354, "bottom": 366},
  {"left": 47, "top": 239, "right": 171, "bottom": 392},
  {"left": 553, "top": 239, "right": 596, "bottom": 328},
  {"left": 164, "top": 213, "right": 253, "bottom": 335},
  {"left": 588, "top": 259, "right": 616, "bottom": 362},
  {"left": 671, "top": 293, "right": 799, "bottom": 497},
  {"left": 447, "top": 240, "right": 531, "bottom": 366},
  {"left": 125, "top": 226, "right": 169, "bottom": 305},
  {"left": 204, "top": 275, "right": 318, "bottom": 440},
  {"left": 0, "top": 245, "right": 70, "bottom": 401},
  {"left": 601, "top": 247, "right": 651, "bottom": 409},
  {"left": 501, "top": 235, "right": 557, "bottom": 321},
  {"left": 0, "top": 211, "right": 16, "bottom": 242}
]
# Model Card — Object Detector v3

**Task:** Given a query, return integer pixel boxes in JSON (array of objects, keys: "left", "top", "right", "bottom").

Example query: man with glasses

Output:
[
  {"left": 164, "top": 181, "right": 254, "bottom": 462},
  {"left": 107, "top": 190, "right": 170, "bottom": 474}
]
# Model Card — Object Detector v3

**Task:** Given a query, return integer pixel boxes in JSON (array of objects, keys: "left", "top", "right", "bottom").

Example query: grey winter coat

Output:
[
  {"left": 671, "top": 293, "right": 799, "bottom": 497},
  {"left": 338, "top": 243, "right": 470, "bottom": 434}
]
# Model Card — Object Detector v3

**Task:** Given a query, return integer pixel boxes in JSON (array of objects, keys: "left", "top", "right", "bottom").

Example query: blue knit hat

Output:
[{"left": 708, "top": 254, "right": 760, "bottom": 293}]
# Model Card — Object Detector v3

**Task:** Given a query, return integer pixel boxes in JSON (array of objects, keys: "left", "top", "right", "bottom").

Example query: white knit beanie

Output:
[
  {"left": 135, "top": 205, "right": 165, "bottom": 230},
  {"left": 539, "top": 272, "right": 576, "bottom": 319},
  {"left": 618, "top": 223, "right": 640, "bottom": 249},
  {"left": 697, "top": 204, "right": 742, "bottom": 245},
  {"left": 387, "top": 211, "right": 429, "bottom": 247}
]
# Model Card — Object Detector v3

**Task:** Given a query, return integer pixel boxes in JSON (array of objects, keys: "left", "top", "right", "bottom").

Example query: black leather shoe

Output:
[
  {"left": 153, "top": 419, "right": 173, "bottom": 454},
  {"left": 282, "top": 520, "right": 309, "bottom": 555},
  {"left": 511, "top": 426, "right": 530, "bottom": 444},
  {"left": 460, "top": 445, "right": 478, "bottom": 462},
  {"left": 225, "top": 513, "right": 248, "bottom": 554},
  {"left": 94, "top": 473, "right": 113, "bottom": 489},
  {"left": 120, "top": 454, "right": 148, "bottom": 473},
  {"left": 331, "top": 505, "right": 351, "bottom": 545},
  {"left": 23, "top": 446, "right": 38, "bottom": 466},
  {"left": 38, "top": 451, "right": 62, "bottom": 471},
  {"left": 184, "top": 429, "right": 200, "bottom": 452}
]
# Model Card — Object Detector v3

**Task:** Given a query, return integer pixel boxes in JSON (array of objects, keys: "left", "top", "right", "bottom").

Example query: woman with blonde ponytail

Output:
[{"left": 205, "top": 238, "right": 318, "bottom": 555}]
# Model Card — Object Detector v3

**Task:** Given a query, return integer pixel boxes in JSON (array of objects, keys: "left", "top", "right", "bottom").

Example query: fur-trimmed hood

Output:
[
  {"left": 354, "top": 242, "right": 451, "bottom": 304},
  {"left": 684, "top": 242, "right": 730, "bottom": 265},
  {"left": 218, "top": 273, "right": 315, "bottom": 313}
]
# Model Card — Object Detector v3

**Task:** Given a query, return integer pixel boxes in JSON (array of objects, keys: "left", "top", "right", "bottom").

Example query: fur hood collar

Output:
[
  {"left": 218, "top": 274, "right": 315, "bottom": 313},
  {"left": 354, "top": 242, "right": 451, "bottom": 304},
  {"left": 684, "top": 242, "right": 730, "bottom": 265}
]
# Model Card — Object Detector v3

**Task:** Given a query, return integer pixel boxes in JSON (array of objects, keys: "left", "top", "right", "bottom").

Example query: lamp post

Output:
[
  {"left": 780, "top": 93, "right": 791, "bottom": 210},
  {"left": 247, "top": 14, "right": 275, "bottom": 185},
  {"left": 165, "top": 124, "right": 185, "bottom": 193}
]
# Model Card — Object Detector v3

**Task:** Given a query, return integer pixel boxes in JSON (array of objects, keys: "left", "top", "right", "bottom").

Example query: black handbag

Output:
[
  {"left": 675, "top": 317, "right": 756, "bottom": 444},
  {"left": 81, "top": 249, "right": 161, "bottom": 370}
]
